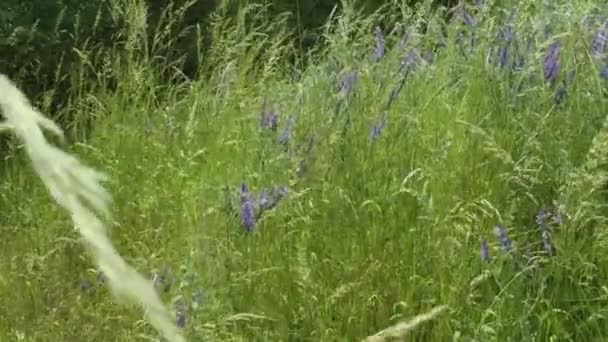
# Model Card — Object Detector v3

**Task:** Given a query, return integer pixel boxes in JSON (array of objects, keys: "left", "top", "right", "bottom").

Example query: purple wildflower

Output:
[
  {"left": 600, "top": 64, "right": 608, "bottom": 81},
  {"left": 260, "top": 105, "right": 278, "bottom": 131},
  {"left": 401, "top": 49, "right": 420, "bottom": 72},
  {"left": 494, "top": 225, "right": 512, "bottom": 252},
  {"left": 554, "top": 70, "right": 575, "bottom": 105},
  {"left": 480, "top": 239, "right": 491, "bottom": 262},
  {"left": 452, "top": 5, "right": 477, "bottom": 27},
  {"left": 153, "top": 266, "right": 173, "bottom": 293},
  {"left": 240, "top": 184, "right": 256, "bottom": 231},
  {"left": 591, "top": 19, "right": 608, "bottom": 59},
  {"left": 277, "top": 114, "right": 295, "bottom": 149},
  {"left": 541, "top": 230, "right": 553, "bottom": 255},
  {"left": 193, "top": 288, "right": 203, "bottom": 307},
  {"left": 535, "top": 208, "right": 548, "bottom": 226},
  {"left": 295, "top": 159, "right": 307, "bottom": 177},
  {"left": 544, "top": 41, "right": 560, "bottom": 85},
  {"left": 495, "top": 22, "right": 515, "bottom": 69},
  {"left": 373, "top": 26, "right": 385, "bottom": 62},
  {"left": 96, "top": 270, "right": 106, "bottom": 285},
  {"left": 79, "top": 279, "right": 91, "bottom": 292},
  {"left": 399, "top": 28, "right": 410, "bottom": 49},
  {"left": 275, "top": 185, "right": 287, "bottom": 198},
  {"left": 369, "top": 112, "right": 387, "bottom": 141},
  {"left": 258, "top": 190, "right": 273, "bottom": 210},
  {"left": 176, "top": 300, "right": 186, "bottom": 328},
  {"left": 551, "top": 207, "right": 562, "bottom": 225},
  {"left": 337, "top": 70, "right": 358, "bottom": 95}
]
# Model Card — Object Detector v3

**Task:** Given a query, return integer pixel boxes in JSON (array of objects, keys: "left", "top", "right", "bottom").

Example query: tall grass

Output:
[{"left": 1, "top": 0, "right": 608, "bottom": 340}]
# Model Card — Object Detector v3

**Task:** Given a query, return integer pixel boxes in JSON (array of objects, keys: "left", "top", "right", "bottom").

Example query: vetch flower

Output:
[
  {"left": 192, "top": 288, "right": 203, "bottom": 311},
  {"left": 175, "top": 300, "right": 186, "bottom": 328},
  {"left": 544, "top": 41, "right": 560, "bottom": 85},
  {"left": 554, "top": 70, "right": 575, "bottom": 105},
  {"left": 153, "top": 266, "right": 173, "bottom": 293},
  {"left": 369, "top": 111, "right": 387, "bottom": 141},
  {"left": 260, "top": 103, "right": 278, "bottom": 131},
  {"left": 372, "top": 26, "right": 385, "bottom": 62},
  {"left": 277, "top": 114, "right": 295, "bottom": 149},
  {"left": 541, "top": 229, "right": 553, "bottom": 255},
  {"left": 480, "top": 239, "right": 491, "bottom": 262},
  {"left": 494, "top": 225, "right": 512, "bottom": 252},
  {"left": 600, "top": 64, "right": 608, "bottom": 81},
  {"left": 337, "top": 70, "right": 358, "bottom": 95},
  {"left": 79, "top": 279, "right": 91, "bottom": 292},
  {"left": 402, "top": 49, "right": 420, "bottom": 71},
  {"left": 240, "top": 184, "right": 256, "bottom": 231},
  {"left": 495, "top": 21, "right": 515, "bottom": 69},
  {"left": 591, "top": 19, "right": 608, "bottom": 59},
  {"left": 535, "top": 208, "right": 548, "bottom": 226}
]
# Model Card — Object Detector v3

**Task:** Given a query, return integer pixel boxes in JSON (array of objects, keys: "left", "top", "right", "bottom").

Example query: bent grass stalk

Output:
[
  {"left": 363, "top": 305, "right": 449, "bottom": 341},
  {"left": 0, "top": 74, "right": 185, "bottom": 342}
]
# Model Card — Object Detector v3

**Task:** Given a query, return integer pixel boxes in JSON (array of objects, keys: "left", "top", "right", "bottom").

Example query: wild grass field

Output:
[{"left": 1, "top": 0, "right": 608, "bottom": 341}]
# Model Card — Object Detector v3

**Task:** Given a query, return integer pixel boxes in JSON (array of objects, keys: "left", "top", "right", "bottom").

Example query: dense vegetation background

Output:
[
  {"left": 0, "top": 0, "right": 458, "bottom": 116},
  {"left": 2, "top": 0, "right": 608, "bottom": 341}
]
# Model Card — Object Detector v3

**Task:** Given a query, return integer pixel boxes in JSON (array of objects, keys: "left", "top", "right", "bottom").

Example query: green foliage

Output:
[{"left": 2, "top": 0, "right": 608, "bottom": 341}]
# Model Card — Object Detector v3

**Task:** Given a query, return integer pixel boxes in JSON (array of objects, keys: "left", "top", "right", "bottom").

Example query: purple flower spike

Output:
[
  {"left": 277, "top": 114, "right": 295, "bottom": 148},
  {"left": 494, "top": 225, "right": 512, "bottom": 252},
  {"left": 536, "top": 208, "right": 548, "bottom": 226},
  {"left": 373, "top": 26, "right": 385, "bottom": 62},
  {"left": 591, "top": 19, "right": 608, "bottom": 59},
  {"left": 544, "top": 41, "right": 560, "bottom": 84},
  {"left": 240, "top": 184, "right": 256, "bottom": 231},
  {"left": 260, "top": 110, "right": 278, "bottom": 131},
  {"left": 258, "top": 190, "right": 273, "bottom": 210},
  {"left": 600, "top": 64, "right": 608, "bottom": 81},
  {"left": 401, "top": 49, "right": 420, "bottom": 72},
  {"left": 369, "top": 112, "right": 387, "bottom": 141},
  {"left": 495, "top": 23, "right": 515, "bottom": 69},
  {"left": 338, "top": 71, "right": 358, "bottom": 95},
  {"left": 175, "top": 301, "right": 186, "bottom": 328},
  {"left": 452, "top": 5, "right": 477, "bottom": 27},
  {"left": 480, "top": 239, "right": 491, "bottom": 262},
  {"left": 541, "top": 230, "right": 553, "bottom": 255}
]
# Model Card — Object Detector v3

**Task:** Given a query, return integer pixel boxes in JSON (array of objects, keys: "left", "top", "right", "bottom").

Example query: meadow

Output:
[{"left": 1, "top": 0, "right": 608, "bottom": 341}]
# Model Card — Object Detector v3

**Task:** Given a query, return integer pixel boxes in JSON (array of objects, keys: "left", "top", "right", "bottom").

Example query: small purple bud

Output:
[
  {"left": 401, "top": 49, "right": 420, "bottom": 72},
  {"left": 97, "top": 270, "right": 106, "bottom": 285},
  {"left": 544, "top": 41, "right": 560, "bottom": 84},
  {"left": 369, "top": 112, "right": 387, "bottom": 141},
  {"left": 240, "top": 184, "right": 256, "bottom": 231},
  {"left": 153, "top": 266, "right": 173, "bottom": 293},
  {"left": 551, "top": 209, "right": 562, "bottom": 225},
  {"left": 175, "top": 301, "right": 186, "bottom": 328},
  {"left": 277, "top": 114, "right": 295, "bottom": 148},
  {"left": 296, "top": 159, "right": 307, "bottom": 177},
  {"left": 258, "top": 190, "right": 273, "bottom": 210},
  {"left": 260, "top": 110, "right": 278, "bottom": 131},
  {"left": 373, "top": 26, "right": 385, "bottom": 62},
  {"left": 399, "top": 28, "right": 410, "bottom": 49},
  {"left": 337, "top": 71, "right": 358, "bottom": 95},
  {"left": 480, "top": 239, "right": 491, "bottom": 262},
  {"left": 600, "top": 64, "right": 608, "bottom": 80},
  {"left": 79, "top": 279, "right": 91, "bottom": 292},
  {"left": 494, "top": 225, "right": 512, "bottom": 252},
  {"left": 535, "top": 208, "right": 548, "bottom": 226},
  {"left": 453, "top": 6, "right": 477, "bottom": 27},
  {"left": 591, "top": 19, "right": 608, "bottom": 59},
  {"left": 193, "top": 288, "right": 203, "bottom": 306},
  {"left": 541, "top": 229, "right": 553, "bottom": 255}
]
